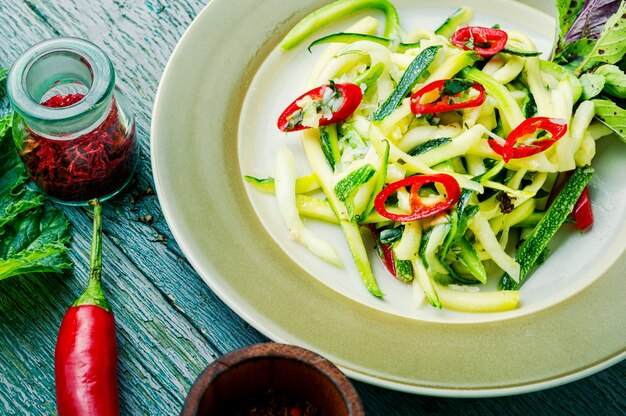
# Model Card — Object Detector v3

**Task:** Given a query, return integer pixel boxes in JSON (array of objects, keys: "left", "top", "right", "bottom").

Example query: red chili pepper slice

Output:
[
  {"left": 369, "top": 225, "right": 397, "bottom": 277},
  {"left": 572, "top": 187, "right": 593, "bottom": 232},
  {"left": 451, "top": 26, "right": 508, "bottom": 57},
  {"left": 488, "top": 117, "right": 568, "bottom": 163},
  {"left": 277, "top": 82, "right": 363, "bottom": 132},
  {"left": 374, "top": 174, "right": 460, "bottom": 223},
  {"left": 410, "top": 79, "right": 486, "bottom": 115}
]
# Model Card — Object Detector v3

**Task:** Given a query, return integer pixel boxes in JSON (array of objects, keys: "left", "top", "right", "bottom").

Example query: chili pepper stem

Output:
[{"left": 73, "top": 199, "right": 111, "bottom": 312}]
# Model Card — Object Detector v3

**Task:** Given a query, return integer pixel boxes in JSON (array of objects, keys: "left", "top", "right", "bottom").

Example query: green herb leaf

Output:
[
  {"left": 0, "top": 113, "right": 11, "bottom": 139},
  {"left": 0, "top": 100, "right": 72, "bottom": 281},
  {"left": 577, "top": 2, "right": 626, "bottom": 72},
  {"left": 552, "top": 38, "right": 595, "bottom": 70},
  {"left": 441, "top": 79, "right": 474, "bottom": 96},
  {"left": 0, "top": 208, "right": 72, "bottom": 280},
  {"left": 591, "top": 98, "right": 626, "bottom": 142},
  {"left": 580, "top": 73, "right": 606, "bottom": 99},
  {"left": 556, "top": 0, "right": 585, "bottom": 42},
  {"left": 379, "top": 227, "right": 402, "bottom": 244},
  {"left": 0, "top": 68, "right": 6, "bottom": 83},
  {"left": 595, "top": 64, "right": 626, "bottom": 98}
]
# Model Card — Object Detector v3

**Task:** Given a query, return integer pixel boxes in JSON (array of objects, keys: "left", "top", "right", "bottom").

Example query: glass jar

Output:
[{"left": 7, "top": 38, "right": 138, "bottom": 205}]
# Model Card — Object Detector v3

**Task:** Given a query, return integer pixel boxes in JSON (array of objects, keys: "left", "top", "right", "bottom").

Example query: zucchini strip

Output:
[
  {"left": 275, "top": 147, "right": 343, "bottom": 267},
  {"left": 302, "top": 127, "right": 384, "bottom": 296},
  {"left": 309, "top": 33, "right": 421, "bottom": 53},
  {"left": 455, "top": 237, "right": 487, "bottom": 283},
  {"left": 244, "top": 173, "right": 321, "bottom": 194},
  {"left": 434, "top": 6, "right": 473, "bottom": 38},
  {"left": 369, "top": 124, "right": 484, "bottom": 193},
  {"left": 469, "top": 211, "right": 520, "bottom": 281},
  {"left": 500, "top": 167, "right": 594, "bottom": 290},
  {"left": 394, "top": 221, "right": 422, "bottom": 261},
  {"left": 435, "top": 283, "right": 520, "bottom": 312},
  {"left": 358, "top": 139, "right": 390, "bottom": 221},
  {"left": 280, "top": 0, "right": 402, "bottom": 51},
  {"left": 459, "top": 67, "right": 524, "bottom": 133},
  {"left": 412, "top": 257, "right": 441, "bottom": 308},
  {"left": 509, "top": 31, "right": 552, "bottom": 116},
  {"left": 296, "top": 194, "right": 389, "bottom": 224}
]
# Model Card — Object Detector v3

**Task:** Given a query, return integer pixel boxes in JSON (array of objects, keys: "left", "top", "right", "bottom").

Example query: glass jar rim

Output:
[{"left": 7, "top": 37, "right": 115, "bottom": 123}]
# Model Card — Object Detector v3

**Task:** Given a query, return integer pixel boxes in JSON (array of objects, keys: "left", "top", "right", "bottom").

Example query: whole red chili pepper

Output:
[
  {"left": 488, "top": 117, "right": 568, "bottom": 162},
  {"left": 451, "top": 26, "right": 508, "bottom": 57},
  {"left": 55, "top": 199, "right": 120, "bottom": 416},
  {"left": 410, "top": 79, "right": 486, "bottom": 115},
  {"left": 277, "top": 82, "right": 363, "bottom": 132},
  {"left": 374, "top": 174, "right": 460, "bottom": 222}
]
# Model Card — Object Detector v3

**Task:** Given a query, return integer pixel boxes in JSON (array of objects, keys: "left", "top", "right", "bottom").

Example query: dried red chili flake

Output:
[
  {"left": 19, "top": 93, "right": 138, "bottom": 202},
  {"left": 227, "top": 389, "right": 318, "bottom": 416},
  {"left": 41, "top": 93, "right": 84, "bottom": 108}
]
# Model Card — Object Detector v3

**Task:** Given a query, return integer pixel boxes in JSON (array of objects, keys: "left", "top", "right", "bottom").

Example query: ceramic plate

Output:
[{"left": 152, "top": 0, "right": 626, "bottom": 397}]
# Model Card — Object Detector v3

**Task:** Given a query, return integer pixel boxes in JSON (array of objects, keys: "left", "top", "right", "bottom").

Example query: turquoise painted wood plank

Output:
[
  {"left": 0, "top": 209, "right": 216, "bottom": 413},
  {"left": 0, "top": 0, "right": 624, "bottom": 415}
]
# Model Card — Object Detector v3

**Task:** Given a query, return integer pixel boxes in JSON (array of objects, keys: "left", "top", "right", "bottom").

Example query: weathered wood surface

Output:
[{"left": 0, "top": 0, "right": 624, "bottom": 414}]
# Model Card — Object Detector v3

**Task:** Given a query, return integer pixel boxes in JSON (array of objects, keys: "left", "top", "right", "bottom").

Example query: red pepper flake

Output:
[{"left": 19, "top": 93, "right": 138, "bottom": 202}]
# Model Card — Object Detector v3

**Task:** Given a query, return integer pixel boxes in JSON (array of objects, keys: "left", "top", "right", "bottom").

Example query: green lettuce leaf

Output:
[
  {"left": 591, "top": 98, "right": 626, "bottom": 142},
  {"left": 0, "top": 109, "right": 72, "bottom": 281}
]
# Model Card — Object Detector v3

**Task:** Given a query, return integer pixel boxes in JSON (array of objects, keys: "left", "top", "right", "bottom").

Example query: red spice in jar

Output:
[{"left": 19, "top": 93, "right": 137, "bottom": 202}]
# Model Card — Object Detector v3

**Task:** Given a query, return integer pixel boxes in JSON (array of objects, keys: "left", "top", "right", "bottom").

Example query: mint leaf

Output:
[
  {"left": 0, "top": 113, "right": 11, "bottom": 140},
  {"left": 0, "top": 89, "right": 72, "bottom": 281},
  {"left": 0, "top": 208, "right": 72, "bottom": 280}
]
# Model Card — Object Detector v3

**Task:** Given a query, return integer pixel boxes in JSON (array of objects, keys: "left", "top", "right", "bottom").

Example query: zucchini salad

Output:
[{"left": 244, "top": 0, "right": 625, "bottom": 313}]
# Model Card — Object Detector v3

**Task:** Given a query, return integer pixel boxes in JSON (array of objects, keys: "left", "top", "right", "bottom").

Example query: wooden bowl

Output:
[{"left": 180, "top": 343, "right": 364, "bottom": 415}]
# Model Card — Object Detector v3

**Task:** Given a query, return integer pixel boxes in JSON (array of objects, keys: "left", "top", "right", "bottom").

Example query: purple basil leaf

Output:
[{"left": 564, "top": 0, "right": 621, "bottom": 43}]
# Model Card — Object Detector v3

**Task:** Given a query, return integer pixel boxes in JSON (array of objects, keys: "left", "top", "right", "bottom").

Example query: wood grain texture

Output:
[{"left": 0, "top": 0, "right": 624, "bottom": 415}]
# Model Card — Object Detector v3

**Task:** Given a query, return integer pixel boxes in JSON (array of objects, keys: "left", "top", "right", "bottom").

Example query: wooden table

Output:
[{"left": 1, "top": 1, "right": 624, "bottom": 414}]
